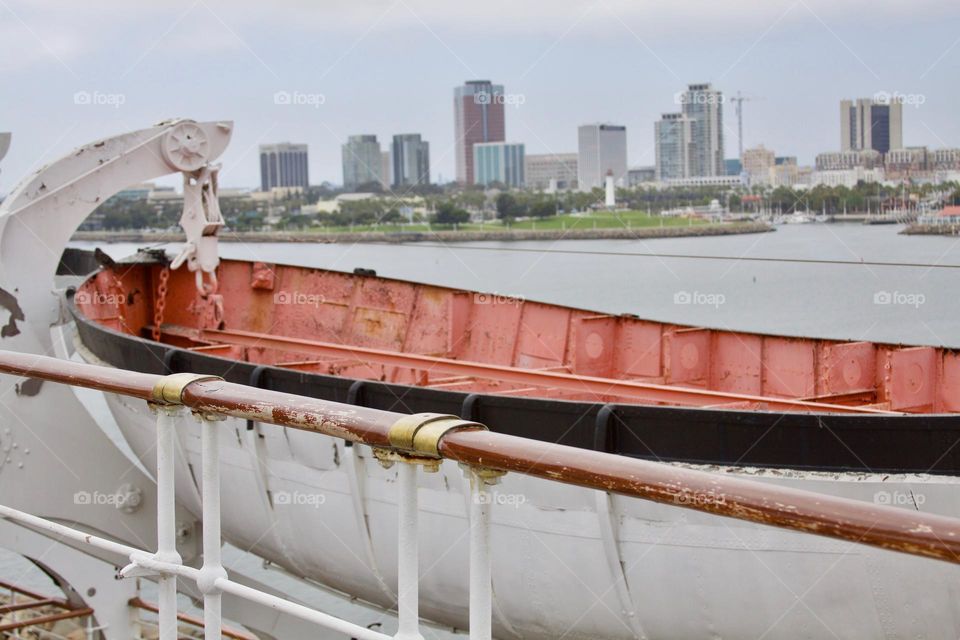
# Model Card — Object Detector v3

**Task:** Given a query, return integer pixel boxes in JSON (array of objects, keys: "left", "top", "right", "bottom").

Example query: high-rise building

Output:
[
  {"left": 341, "top": 135, "right": 383, "bottom": 190},
  {"left": 454, "top": 80, "right": 506, "bottom": 184},
  {"left": 679, "top": 83, "right": 725, "bottom": 176},
  {"left": 884, "top": 147, "right": 928, "bottom": 179},
  {"left": 524, "top": 153, "right": 578, "bottom": 190},
  {"left": 380, "top": 152, "right": 391, "bottom": 190},
  {"left": 259, "top": 143, "right": 309, "bottom": 191},
  {"left": 627, "top": 166, "right": 656, "bottom": 186},
  {"left": 577, "top": 124, "right": 627, "bottom": 190},
  {"left": 815, "top": 150, "right": 883, "bottom": 171},
  {"left": 391, "top": 134, "right": 430, "bottom": 188},
  {"left": 742, "top": 145, "right": 775, "bottom": 184},
  {"left": 473, "top": 142, "right": 525, "bottom": 188},
  {"left": 930, "top": 148, "right": 960, "bottom": 171},
  {"left": 840, "top": 98, "right": 903, "bottom": 155},
  {"left": 654, "top": 114, "right": 692, "bottom": 181}
]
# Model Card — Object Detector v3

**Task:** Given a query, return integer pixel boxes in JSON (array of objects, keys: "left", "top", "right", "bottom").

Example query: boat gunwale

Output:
[{"left": 66, "top": 282, "right": 960, "bottom": 477}]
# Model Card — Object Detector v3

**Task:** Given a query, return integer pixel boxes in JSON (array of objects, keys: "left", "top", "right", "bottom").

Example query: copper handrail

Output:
[{"left": 2, "top": 350, "right": 959, "bottom": 565}]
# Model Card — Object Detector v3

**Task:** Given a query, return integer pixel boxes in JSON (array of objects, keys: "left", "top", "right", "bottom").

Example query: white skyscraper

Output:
[
  {"left": 577, "top": 124, "right": 627, "bottom": 191},
  {"left": 679, "top": 83, "right": 725, "bottom": 177},
  {"left": 654, "top": 114, "right": 693, "bottom": 181},
  {"left": 341, "top": 135, "right": 382, "bottom": 190}
]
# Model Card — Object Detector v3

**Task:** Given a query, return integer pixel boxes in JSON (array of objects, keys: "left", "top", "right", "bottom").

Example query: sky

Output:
[{"left": 0, "top": 0, "right": 958, "bottom": 191}]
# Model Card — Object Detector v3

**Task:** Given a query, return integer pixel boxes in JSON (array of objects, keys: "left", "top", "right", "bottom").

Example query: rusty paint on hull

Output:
[{"left": 72, "top": 258, "right": 960, "bottom": 414}]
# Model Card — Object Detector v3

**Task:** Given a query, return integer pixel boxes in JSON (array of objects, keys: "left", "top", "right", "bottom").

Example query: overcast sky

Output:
[{"left": 1, "top": 0, "right": 958, "bottom": 190}]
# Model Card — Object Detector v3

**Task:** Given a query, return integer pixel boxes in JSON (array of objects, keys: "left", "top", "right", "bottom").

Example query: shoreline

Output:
[
  {"left": 72, "top": 222, "right": 774, "bottom": 244},
  {"left": 901, "top": 224, "right": 960, "bottom": 236}
]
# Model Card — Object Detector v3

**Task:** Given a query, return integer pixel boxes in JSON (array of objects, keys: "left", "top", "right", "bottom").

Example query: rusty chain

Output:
[{"left": 151, "top": 266, "right": 170, "bottom": 342}]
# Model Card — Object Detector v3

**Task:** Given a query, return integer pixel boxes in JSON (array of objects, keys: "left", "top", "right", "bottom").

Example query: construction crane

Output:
[{"left": 729, "top": 91, "right": 762, "bottom": 159}]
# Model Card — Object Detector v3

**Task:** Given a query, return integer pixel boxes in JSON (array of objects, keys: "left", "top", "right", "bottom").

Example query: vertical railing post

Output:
[
  {"left": 395, "top": 461, "right": 424, "bottom": 640},
  {"left": 469, "top": 471, "right": 492, "bottom": 640},
  {"left": 464, "top": 466, "right": 503, "bottom": 640},
  {"left": 154, "top": 408, "right": 182, "bottom": 640},
  {"left": 198, "top": 413, "right": 227, "bottom": 639}
]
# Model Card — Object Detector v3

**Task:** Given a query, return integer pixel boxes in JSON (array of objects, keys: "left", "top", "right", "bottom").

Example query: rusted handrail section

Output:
[
  {"left": 0, "top": 579, "right": 93, "bottom": 633},
  {"left": 2, "top": 350, "right": 959, "bottom": 565},
  {"left": 128, "top": 597, "right": 255, "bottom": 640}
]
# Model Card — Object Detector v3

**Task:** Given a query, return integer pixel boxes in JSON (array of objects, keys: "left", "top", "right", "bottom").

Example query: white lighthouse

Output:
[{"left": 604, "top": 169, "right": 615, "bottom": 209}]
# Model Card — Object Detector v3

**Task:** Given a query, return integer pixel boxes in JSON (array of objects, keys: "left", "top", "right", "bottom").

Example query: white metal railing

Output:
[
  {"left": 5, "top": 352, "right": 960, "bottom": 639},
  {"left": 1, "top": 404, "right": 495, "bottom": 640}
]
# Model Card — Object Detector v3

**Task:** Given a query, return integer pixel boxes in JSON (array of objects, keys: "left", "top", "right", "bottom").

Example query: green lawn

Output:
[
  {"left": 300, "top": 211, "right": 711, "bottom": 234},
  {"left": 501, "top": 211, "right": 710, "bottom": 230}
]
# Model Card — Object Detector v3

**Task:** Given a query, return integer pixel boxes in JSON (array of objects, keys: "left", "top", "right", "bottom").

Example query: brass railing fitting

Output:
[
  {"left": 151, "top": 373, "right": 223, "bottom": 405},
  {"left": 388, "top": 412, "right": 487, "bottom": 458}
]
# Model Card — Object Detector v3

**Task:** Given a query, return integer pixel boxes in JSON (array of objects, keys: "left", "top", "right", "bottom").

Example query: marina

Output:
[
  {"left": 2, "top": 1, "right": 960, "bottom": 637},
  {"left": 0, "top": 120, "right": 957, "bottom": 639}
]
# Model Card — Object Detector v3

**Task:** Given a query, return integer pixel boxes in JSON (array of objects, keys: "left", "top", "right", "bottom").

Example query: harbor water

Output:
[{"left": 4, "top": 222, "right": 958, "bottom": 635}]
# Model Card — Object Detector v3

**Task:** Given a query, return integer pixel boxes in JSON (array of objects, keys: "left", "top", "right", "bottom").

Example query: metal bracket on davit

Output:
[{"left": 165, "top": 121, "right": 226, "bottom": 298}]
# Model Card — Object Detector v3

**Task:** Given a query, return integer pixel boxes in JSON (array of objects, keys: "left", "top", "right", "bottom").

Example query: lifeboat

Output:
[{"left": 68, "top": 249, "right": 960, "bottom": 639}]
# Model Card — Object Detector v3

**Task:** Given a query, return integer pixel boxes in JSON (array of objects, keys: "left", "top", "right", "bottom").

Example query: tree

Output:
[
  {"left": 495, "top": 193, "right": 521, "bottom": 220},
  {"left": 457, "top": 190, "right": 486, "bottom": 211},
  {"left": 529, "top": 200, "right": 557, "bottom": 218},
  {"left": 380, "top": 208, "right": 404, "bottom": 224},
  {"left": 354, "top": 181, "right": 384, "bottom": 194},
  {"left": 432, "top": 202, "right": 470, "bottom": 225}
]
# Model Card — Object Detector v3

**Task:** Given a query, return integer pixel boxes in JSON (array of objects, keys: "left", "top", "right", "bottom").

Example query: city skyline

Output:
[{"left": 1, "top": 0, "right": 958, "bottom": 190}]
